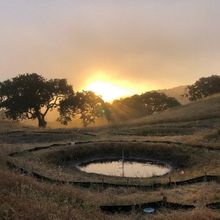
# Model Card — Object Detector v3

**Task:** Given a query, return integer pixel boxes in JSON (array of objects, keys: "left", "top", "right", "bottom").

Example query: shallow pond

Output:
[{"left": 78, "top": 160, "right": 171, "bottom": 178}]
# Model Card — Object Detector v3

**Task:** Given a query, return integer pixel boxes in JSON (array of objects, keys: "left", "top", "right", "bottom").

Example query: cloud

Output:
[{"left": 1, "top": 0, "right": 220, "bottom": 90}]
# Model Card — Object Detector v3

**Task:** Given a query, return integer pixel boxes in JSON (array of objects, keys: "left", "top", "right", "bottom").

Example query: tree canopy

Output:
[
  {"left": 0, "top": 73, "right": 74, "bottom": 127},
  {"left": 187, "top": 75, "right": 220, "bottom": 101},
  {"left": 111, "top": 91, "right": 181, "bottom": 121},
  {"left": 0, "top": 73, "right": 182, "bottom": 128},
  {"left": 58, "top": 90, "right": 111, "bottom": 127}
]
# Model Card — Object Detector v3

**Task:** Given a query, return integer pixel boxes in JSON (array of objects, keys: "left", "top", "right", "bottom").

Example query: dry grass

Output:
[
  {"left": 1, "top": 166, "right": 220, "bottom": 220},
  {"left": 1, "top": 94, "right": 220, "bottom": 220},
  {"left": 0, "top": 168, "right": 110, "bottom": 220},
  {"left": 10, "top": 140, "right": 220, "bottom": 186},
  {"left": 0, "top": 120, "right": 29, "bottom": 133},
  {"left": 123, "top": 94, "right": 220, "bottom": 126},
  {"left": 150, "top": 209, "right": 220, "bottom": 220}
]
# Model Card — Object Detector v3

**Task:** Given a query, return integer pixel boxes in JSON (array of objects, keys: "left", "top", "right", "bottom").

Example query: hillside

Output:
[
  {"left": 1, "top": 94, "right": 220, "bottom": 220},
  {"left": 158, "top": 85, "right": 189, "bottom": 105},
  {"left": 126, "top": 93, "right": 220, "bottom": 127}
]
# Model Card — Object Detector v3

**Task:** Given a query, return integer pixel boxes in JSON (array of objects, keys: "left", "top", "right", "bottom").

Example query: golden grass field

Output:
[{"left": 1, "top": 95, "right": 220, "bottom": 219}]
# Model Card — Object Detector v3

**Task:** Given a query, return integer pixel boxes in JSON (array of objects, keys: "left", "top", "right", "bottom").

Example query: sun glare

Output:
[{"left": 85, "top": 81, "right": 132, "bottom": 102}]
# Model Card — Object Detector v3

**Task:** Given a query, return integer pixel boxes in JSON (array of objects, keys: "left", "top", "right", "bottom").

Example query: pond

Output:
[{"left": 78, "top": 160, "right": 171, "bottom": 178}]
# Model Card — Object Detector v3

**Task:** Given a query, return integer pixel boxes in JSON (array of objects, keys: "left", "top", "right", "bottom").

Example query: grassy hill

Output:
[
  {"left": 127, "top": 93, "right": 220, "bottom": 126},
  {"left": 158, "top": 85, "right": 189, "bottom": 105},
  {"left": 0, "top": 95, "right": 220, "bottom": 219}
]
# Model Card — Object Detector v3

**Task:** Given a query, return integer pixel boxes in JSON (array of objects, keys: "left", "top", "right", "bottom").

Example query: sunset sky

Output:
[{"left": 1, "top": 0, "right": 220, "bottom": 100}]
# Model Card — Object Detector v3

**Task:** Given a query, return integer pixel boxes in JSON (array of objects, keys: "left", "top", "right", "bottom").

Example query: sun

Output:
[{"left": 85, "top": 81, "right": 132, "bottom": 102}]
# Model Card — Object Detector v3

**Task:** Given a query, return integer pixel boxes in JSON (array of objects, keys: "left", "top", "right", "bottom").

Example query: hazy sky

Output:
[{"left": 1, "top": 0, "right": 220, "bottom": 93}]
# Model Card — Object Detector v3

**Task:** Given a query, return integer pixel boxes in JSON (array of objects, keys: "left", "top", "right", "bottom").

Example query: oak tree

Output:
[{"left": 0, "top": 73, "right": 74, "bottom": 128}]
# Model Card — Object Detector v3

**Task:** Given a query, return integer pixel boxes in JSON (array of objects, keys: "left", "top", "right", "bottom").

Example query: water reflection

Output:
[{"left": 78, "top": 160, "right": 170, "bottom": 178}]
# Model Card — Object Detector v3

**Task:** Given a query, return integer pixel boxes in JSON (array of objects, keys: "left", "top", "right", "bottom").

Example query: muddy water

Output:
[{"left": 78, "top": 160, "right": 171, "bottom": 178}]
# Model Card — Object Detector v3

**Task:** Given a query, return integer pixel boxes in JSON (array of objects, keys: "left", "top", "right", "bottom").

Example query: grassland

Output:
[{"left": 1, "top": 95, "right": 220, "bottom": 219}]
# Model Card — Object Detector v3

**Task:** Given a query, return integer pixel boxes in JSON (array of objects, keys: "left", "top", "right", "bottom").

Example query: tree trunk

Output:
[
  {"left": 82, "top": 119, "right": 87, "bottom": 128},
  {"left": 37, "top": 114, "right": 47, "bottom": 128}
]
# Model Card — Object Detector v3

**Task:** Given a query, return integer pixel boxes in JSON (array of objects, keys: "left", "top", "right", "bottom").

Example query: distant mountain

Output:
[{"left": 158, "top": 85, "right": 189, "bottom": 105}]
